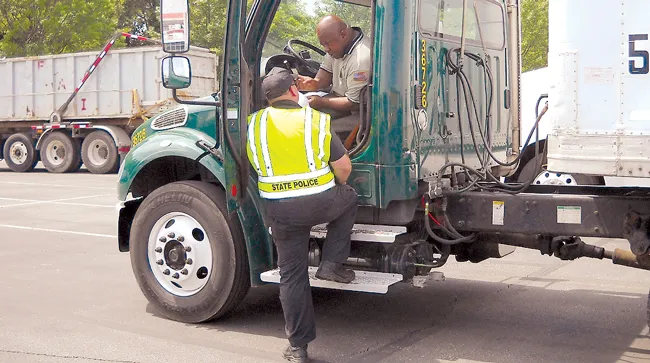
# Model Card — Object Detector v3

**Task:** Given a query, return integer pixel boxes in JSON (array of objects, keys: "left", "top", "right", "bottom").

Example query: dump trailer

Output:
[
  {"left": 0, "top": 34, "right": 217, "bottom": 174},
  {"left": 116, "top": 0, "right": 650, "bottom": 328}
]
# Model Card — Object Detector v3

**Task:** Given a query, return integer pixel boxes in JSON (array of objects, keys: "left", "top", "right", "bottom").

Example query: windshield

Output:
[
  {"left": 262, "top": 0, "right": 371, "bottom": 61},
  {"left": 418, "top": 0, "right": 505, "bottom": 50}
]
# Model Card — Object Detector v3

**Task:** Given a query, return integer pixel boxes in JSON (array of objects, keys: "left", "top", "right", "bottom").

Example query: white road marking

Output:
[
  {"left": 0, "top": 181, "right": 114, "bottom": 190},
  {"left": 0, "top": 194, "right": 114, "bottom": 209},
  {"left": 0, "top": 224, "right": 117, "bottom": 238},
  {"left": 53, "top": 202, "right": 115, "bottom": 208},
  {"left": 0, "top": 197, "right": 114, "bottom": 208}
]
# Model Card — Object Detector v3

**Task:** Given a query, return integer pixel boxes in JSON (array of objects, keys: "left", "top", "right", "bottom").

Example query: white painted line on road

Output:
[
  {"left": 0, "top": 224, "right": 117, "bottom": 238},
  {"left": 0, "top": 197, "right": 114, "bottom": 208},
  {"left": 0, "top": 181, "right": 114, "bottom": 190},
  {"left": 0, "top": 194, "right": 114, "bottom": 209},
  {"left": 53, "top": 202, "right": 115, "bottom": 208}
]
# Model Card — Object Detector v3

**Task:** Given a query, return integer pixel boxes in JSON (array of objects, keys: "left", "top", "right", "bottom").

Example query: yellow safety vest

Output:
[{"left": 246, "top": 106, "right": 336, "bottom": 199}]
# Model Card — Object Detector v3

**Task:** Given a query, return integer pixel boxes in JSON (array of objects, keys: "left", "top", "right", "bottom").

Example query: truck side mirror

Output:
[
  {"left": 162, "top": 56, "right": 192, "bottom": 89},
  {"left": 160, "top": 0, "right": 190, "bottom": 53}
]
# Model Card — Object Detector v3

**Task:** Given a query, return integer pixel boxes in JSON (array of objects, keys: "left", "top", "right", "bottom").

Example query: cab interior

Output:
[{"left": 245, "top": 0, "right": 374, "bottom": 152}]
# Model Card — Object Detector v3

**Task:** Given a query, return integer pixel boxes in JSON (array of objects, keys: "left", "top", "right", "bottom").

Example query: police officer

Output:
[{"left": 247, "top": 67, "right": 359, "bottom": 363}]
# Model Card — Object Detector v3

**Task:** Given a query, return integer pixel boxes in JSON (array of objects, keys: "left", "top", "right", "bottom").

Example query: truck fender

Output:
[
  {"left": 118, "top": 128, "right": 274, "bottom": 286},
  {"left": 34, "top": 129, "right": 55, "bottom": 150}
]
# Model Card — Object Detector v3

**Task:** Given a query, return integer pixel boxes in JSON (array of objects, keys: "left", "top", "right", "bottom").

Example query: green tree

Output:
[
  {"left": 521, "top": 0, "right": 548, "bottom": 72},
  {"left": 119, "top": 0, "right": 160, "bottom": 40},
  {"left": 263, "top": 0, "right": 319, "bottom": 57},
  {"left": 316, "top": 0, "right": 371, "bottom": 35},
  {"left": 0, "top": 0, "right": 123, "bottom": 57},
  {"left": 189, "top": 0, "right": 228, "bottom": 53}
]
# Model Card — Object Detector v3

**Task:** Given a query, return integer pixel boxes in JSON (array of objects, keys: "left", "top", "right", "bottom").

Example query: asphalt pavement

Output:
[{"left": 1, "top": 161, "right": 650, "bottom": 363}]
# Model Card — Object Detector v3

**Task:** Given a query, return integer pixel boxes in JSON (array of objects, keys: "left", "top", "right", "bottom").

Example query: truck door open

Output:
[{"left": 221, "top": 0, "right": 253, "bottom": 212}]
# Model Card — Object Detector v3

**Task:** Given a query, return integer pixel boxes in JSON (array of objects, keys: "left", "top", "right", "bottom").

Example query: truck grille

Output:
[{"left": 151, "top": 107, "right": 188, "bottom": 130}]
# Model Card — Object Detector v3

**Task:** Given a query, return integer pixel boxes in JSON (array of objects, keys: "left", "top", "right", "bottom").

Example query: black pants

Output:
[{"left": 265, "top": 184, "right": 358, "bottom": 347}]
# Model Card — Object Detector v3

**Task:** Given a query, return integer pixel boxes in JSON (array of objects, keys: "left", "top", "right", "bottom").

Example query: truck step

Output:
[
  {"left": 260, "top": 267, "right": 403, "bottom": 294},
  {"left": 310, "top": 223, "right": 407, "bottom": 243}
]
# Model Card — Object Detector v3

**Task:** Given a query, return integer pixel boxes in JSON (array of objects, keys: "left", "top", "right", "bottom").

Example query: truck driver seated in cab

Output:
[{"left": 296, "top": 15, "right": 371, "bottom": 141}]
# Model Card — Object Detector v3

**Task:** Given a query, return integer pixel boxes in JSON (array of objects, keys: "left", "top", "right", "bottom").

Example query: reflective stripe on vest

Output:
[
  {"left": 317, "top": 112, "right": 327, "bottom": 168},
  {"left": 259, "top": 179, "right": 335, "bottom": 199},
  {"left": 247, "top": 109, "right": 264, "bottom": 175},
  {"left": 246, "top": 106, "right": 335, "bottom": 199}
]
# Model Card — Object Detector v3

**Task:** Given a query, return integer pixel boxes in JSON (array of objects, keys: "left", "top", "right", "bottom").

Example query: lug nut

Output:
[
  {"left": 181, "top": 269, "right": 188, "bottom": 275},
  {"left": 186, "top": 258, "right": 193, "bottom": 265},
  {"left": 163, "top": 269, "right": 170, "bottom": 275},
  {"left": 156, "top": 259, "right": 164, "bottom": 265},
  {"left": 155, "top": 247, "right": 162, "bottom": 253},
  {"left": 159, "top": 236, "right": 167, "bottom": 243},
  {"left": 172, "top": 272, "right": 180, "bottom": 279},
  {"left": 185, "top": 246, "right": 192, "bottom": 252},
  {"left": 177, "top": 236, "right": 185, "bottom": 242},
  {"left": 167, "top": 232, "right": 175, "bottom": 239}
]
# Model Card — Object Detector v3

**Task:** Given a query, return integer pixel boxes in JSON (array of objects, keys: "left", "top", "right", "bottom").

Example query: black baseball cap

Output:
[{"left": 262, "top": 67, "right": 298, "bottom": 100}]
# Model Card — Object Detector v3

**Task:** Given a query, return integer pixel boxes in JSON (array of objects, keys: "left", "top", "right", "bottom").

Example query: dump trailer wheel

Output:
[
  {"left": 129, "top": 181, "right": 250, "bottom": 323},
  {"left": 39, "top": 132, "right": 82, "bottom": 173},
  {"left": 81, "top": 131, "right": 119, "bottom": 174},
  {"left": 3, "top": 133, "right": 38, "bottom": 173}
]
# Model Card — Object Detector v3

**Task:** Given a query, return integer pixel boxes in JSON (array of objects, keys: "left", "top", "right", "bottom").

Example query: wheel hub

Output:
[
  {"left": 46, "top": 140, "right": 66, "bottom": 166},
  {"left": 164, "top": 241, "right": 186, "bottom": 270},
  {"left": 88, "top": 139, "right": 109, "bottom": 166},
  {"left": 534, "top": 171, "right": 578, "bottom": 186},
  {"left": 9, "top": 142, "right": 28, "bottom": 165},
  {"left": 148, "top": 212, "right": 213, "bottom": 297}
]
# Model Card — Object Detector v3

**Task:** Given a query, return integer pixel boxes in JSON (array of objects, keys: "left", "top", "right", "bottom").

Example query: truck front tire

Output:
[
  {"left": 3, "top": 133, "right": 38, "bottom": 172},
  {"left": 81, "top": 131, "right": 119, "bottom": 174},
  {"left": 39, "top": 132, "right": 82, "bottom": 173},
  {"left": 129, "top": 181, "right": 250, "bottom": 323}
]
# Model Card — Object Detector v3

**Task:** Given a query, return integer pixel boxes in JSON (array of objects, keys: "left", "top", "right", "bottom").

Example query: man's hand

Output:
[
  {"left": 296, "top": 75, "right": 320, "bottom": 91},
  {"left": 307, "top": 95, "right": 327, "bottom": 109}
]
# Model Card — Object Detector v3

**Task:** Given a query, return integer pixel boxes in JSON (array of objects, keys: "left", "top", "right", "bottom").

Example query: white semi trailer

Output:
[{"left": 0, "top": 33, "right": 217, "bottom": 174}]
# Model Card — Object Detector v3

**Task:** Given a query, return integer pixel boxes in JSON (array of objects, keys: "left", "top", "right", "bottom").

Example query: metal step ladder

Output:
[
  {"left": 262, "top": 224, "right": 410, "bottom": 293},
  {"left": 260, "top": 267, "right": 403, "bottom": 294},
  {"left": 309, "top": 223, "right": 407, "bottom": 243}
]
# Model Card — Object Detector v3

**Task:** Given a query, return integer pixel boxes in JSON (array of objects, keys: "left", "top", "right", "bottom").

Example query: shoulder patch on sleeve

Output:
[{"left": 353, "top": 71, "right": 368, "bottom": 82}]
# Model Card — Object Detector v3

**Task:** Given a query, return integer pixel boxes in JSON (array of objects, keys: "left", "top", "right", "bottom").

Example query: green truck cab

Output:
[{"left": 116, "top": 0, "right": 650, "bottom": 325}]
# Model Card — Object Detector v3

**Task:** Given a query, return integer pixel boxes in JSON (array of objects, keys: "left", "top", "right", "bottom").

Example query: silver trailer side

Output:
[{"left": 0, "top": 45, "right": 218, "bottom": 174}]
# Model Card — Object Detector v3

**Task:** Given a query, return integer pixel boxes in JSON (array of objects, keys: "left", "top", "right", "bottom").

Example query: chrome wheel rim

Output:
[{"left": 148, "top": 212, "right": 212, "bottom": 297}]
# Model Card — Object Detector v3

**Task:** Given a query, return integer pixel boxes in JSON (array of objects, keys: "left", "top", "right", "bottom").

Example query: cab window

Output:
[
  {"left": 418, "top": 0, "right": 505, "bottom": 50},
  {"left": 261, "top": 0, "right": 371, "bottom": 74}
]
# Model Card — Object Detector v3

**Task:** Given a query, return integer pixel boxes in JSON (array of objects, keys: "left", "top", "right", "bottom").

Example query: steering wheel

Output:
[{"left": 285, "top": 39, "right": 326, "bottom": 76}]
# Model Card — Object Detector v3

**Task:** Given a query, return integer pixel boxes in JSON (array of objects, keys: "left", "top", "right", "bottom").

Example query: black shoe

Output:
[
  {"left": 315, "top": 261, "right": 355, "bottom": 283},
  {"left": 283, "top": 344, "right": 309, "bottom": 363}
]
